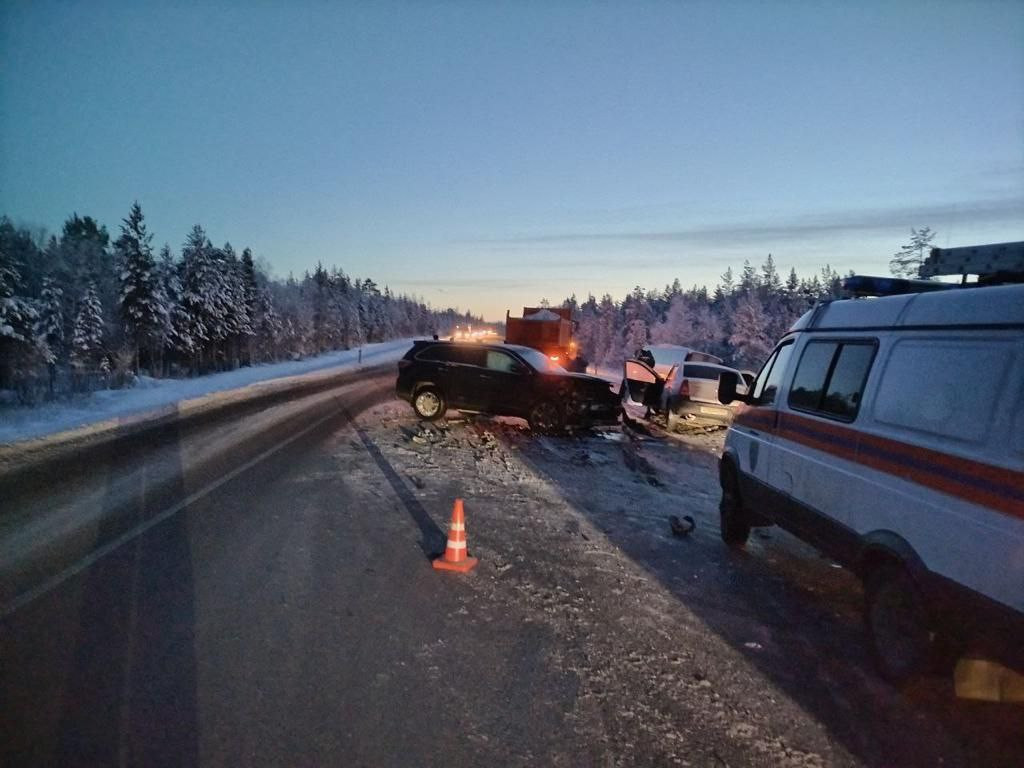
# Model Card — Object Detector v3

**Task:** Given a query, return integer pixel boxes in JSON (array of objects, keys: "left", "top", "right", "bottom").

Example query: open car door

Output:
[{"left": 622, "top": 359, "right": 665, "bottom": 408}]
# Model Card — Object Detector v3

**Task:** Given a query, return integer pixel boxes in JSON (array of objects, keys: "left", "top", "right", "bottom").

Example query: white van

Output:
[{"left": 716, "top": 277, "right": 1024, "bottom": 682}]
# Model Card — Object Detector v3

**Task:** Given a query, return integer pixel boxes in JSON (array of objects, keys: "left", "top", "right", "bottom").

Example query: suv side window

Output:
[
  {"left": 416, "top": 345, "right": 457, "bottom": 363},
  {"left": 451, "top": 346, "right": 486, "bottom": 367},
  {"left": 486, "top": 350, "right": 519, "bottom": 372},
  {"left": 752, "top": 341, "right": 794, "bottom": 406},
  {"left": 788, "top": 340, "right": 876, "bottom": 422},
  {"left": 416, "top": 344, "right": 485, "bottom": 367}
]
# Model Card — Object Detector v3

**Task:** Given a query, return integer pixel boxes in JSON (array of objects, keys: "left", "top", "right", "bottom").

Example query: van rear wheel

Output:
[
  {"left": 865, "top": 566, "right": 935, "bottom": 684},
  {"left": 719, "top": 465, "right": 750, "bottom": 547}
]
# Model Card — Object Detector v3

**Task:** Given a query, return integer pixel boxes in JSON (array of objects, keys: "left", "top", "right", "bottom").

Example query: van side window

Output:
[
  {"left": 874, "top": 339, "right": 1013, "bottom": 444},
  {"left": 788, "top": 340, "right": 876, "bottom": 421},
  {"left": 751, "top": 341, "right": 794, "bottom": 406}
]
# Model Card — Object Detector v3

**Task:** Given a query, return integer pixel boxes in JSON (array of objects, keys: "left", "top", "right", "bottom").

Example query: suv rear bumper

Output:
[{"left": 395, "top": 377, "right": 413, "bottom": 402}]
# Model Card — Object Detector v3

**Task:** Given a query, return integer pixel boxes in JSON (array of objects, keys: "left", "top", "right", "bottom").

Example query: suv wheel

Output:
[
  {"left": 412, "top": 387, "right": 446, "bottom": 421},
  {"left": 719, "top": 465, "right": 751, "bottom": 547},
  {"left": 864, "top": 566, "right": 936, "bottom": 684},
  {"left": 528, "top": 400, "right": 564, "bottom": 434}
]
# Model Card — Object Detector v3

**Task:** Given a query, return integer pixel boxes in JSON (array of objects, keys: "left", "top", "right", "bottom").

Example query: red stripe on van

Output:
[{"left": 737, "top": 409, "right": 1024, "bottom": 521}]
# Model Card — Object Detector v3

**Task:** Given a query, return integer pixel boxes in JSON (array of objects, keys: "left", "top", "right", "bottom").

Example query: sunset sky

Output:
[{"left": 2, "top": 0, "right": 1022, "bottom": 320}]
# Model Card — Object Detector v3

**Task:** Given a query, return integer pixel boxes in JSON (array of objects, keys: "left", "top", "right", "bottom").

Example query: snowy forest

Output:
[
  {"left": 0, "top": 204, "right": 479, "bottom": 402},
  {"left": 558, "top": 226, "right": 936, "bottom": 371},
  {"left": 559, "top": 257, "right": 849, "bottom": 373}
]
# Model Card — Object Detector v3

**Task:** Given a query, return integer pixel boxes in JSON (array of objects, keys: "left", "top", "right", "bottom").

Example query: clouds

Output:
[{"left": 467, "top": 195, "right": 1024, "bottom": 248}]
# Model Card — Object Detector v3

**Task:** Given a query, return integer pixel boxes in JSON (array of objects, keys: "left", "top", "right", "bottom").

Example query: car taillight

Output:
[{"left": 680, "top": 379, "right": 690, "bottom": 398}]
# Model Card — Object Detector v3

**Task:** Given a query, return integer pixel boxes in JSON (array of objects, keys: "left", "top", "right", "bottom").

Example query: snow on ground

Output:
[
  {"left": 0, "top": 339, "right": 416, "bottom": 444},
  {"left": 353, "top": 402, "right": 1022, "bottom": 767}
]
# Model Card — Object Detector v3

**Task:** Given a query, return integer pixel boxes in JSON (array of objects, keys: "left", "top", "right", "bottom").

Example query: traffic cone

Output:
[{"left": 433, "top": 498, "right": 478, "bottom": 573}]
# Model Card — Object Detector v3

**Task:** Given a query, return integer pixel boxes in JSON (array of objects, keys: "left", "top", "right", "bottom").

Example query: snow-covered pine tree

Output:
[
  {"left": 254, "top": 286, "right": 282, "bottom": 362},
  {"left": 178, "top": 226, "right": 227, "bottom": 371},
  {"left": 650, "top": 294, "right": 696, "bottom": 345},
  {"left": 0, "top": 241, "right": 40, "bottom": 388},
  {"left": 35, "top": 276, "right": 64, "bottom": 367},
  {"left": 115, "top": 202, "right": 168, "bottom": 373},
  {"left": 156, "top": 244, "right": 190, "bottom": 372},
  {"left": 219, "top": 243, "right": 251, "bottom": 368},
  {"left": 728, "top": 292, "right": 773, "bottom": 369},
  {"left": 739, "top": 260, "right": 759, "bottom": 294},
  {"left": 760, "top": 254, "right": 782, "bottom": 297},
  {"left": 240, "top": 247, "right": 258, "bottom": 364},
  {"left": 71, "top": 281, "right": 106, "bottom": 377},
  {"left": 889, "top": 227, "right": 935, "bottom": 278}
]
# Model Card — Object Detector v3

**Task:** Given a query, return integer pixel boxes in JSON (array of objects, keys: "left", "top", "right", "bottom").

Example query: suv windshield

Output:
[{"left": 516, "top": 347, "right": 568, "bottom": 374}]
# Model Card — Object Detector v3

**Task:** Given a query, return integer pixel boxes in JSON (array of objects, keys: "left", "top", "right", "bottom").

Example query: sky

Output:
[{"left": 2, "top": 0, "right": 1022, "bottom": 321}]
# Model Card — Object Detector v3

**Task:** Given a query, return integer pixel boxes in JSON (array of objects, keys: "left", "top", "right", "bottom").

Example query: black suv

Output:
[{"left": 396, "top": 341, "right": 620, "bottom": 432}]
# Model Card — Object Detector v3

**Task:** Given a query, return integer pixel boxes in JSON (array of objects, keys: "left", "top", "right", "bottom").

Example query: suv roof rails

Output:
[{"left": 840, "top": 275, "right": 958, "bottom": 298}]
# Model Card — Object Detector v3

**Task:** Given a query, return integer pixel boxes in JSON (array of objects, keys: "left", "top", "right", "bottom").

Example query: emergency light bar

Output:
[{"left": 840, "top": 275, "right": 957, "bottom": 298}]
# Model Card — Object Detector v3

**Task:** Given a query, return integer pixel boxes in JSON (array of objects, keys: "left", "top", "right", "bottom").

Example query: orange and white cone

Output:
[{"left": 433, "top": 498, "right": 478, "bottom": 573}]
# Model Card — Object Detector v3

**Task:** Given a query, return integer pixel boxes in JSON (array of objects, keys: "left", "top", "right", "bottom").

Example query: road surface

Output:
[{"left": 2, "top": 379, "right": 1020, "bottom": 766}]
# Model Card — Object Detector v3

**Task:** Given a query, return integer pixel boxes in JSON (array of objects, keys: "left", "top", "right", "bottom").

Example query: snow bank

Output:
[{"left": 0, "top": 339, "right": 415, "bottom": 444}]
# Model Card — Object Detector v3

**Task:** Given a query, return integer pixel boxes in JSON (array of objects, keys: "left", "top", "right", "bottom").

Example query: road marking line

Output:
[{"left": 1, "top": 403, "right": 346, "bottom": 620}]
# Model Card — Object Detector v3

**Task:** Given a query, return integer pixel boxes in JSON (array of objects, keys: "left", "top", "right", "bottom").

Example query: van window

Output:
[
  {"left": 822, "top": 344, "right": 876, "bottom": 419},
  {"left": 751, "top": 341, "right": 794, "bottom": 406},
  {"left": 874, "top": 339, "right": 1013, "bottom": 444},
  {"left": 788, "top": 340, "right": 876, "bottom": 421},
  {"left": 788, "top": 342, "right": 836, "bottom": 411}
]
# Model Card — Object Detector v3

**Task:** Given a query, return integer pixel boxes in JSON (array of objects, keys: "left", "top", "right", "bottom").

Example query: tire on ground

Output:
[
  {"left": 528, "top": 399, "right": 564, "bottom": 434},
  {"left": 864, "top": 565, "right": 939, "bottom": 684},
  {"left": 412, "top": 386, "right": 447, "bottom": 421},
  {"left": 719, "top": 463, "right": 751, "bottom": 547}
]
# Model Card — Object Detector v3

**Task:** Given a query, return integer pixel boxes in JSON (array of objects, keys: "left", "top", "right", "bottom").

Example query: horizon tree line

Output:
[{"left": 0, "top": 204, "right": 479, "bottom": 402}]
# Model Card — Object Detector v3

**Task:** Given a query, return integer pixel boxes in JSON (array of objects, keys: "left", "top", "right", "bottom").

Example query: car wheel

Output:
[
  {"left": 412, "top": 387, "right": 446, "bottom": 421},
  {"left": 528, "top": 400, "right": 564, "bottom": 434},
  {"left": 719, "top": 465, "right": 751, "bottom": 547},
  {"left": 864, "top": 566, "right": 936, "bottom": 684}
]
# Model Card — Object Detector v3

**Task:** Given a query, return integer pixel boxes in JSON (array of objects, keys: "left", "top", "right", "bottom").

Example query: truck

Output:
[{"left": 504, "top": 307, "right": 587, "bottom": 372}]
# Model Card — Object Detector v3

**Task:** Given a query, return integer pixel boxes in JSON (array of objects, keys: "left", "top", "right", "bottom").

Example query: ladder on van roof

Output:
[
  {"left": 842, "top": 241, "right": 1024, "bottom": 297},
  {"left": 920, "top": 241, "right": 1024, "bottom": 283}
]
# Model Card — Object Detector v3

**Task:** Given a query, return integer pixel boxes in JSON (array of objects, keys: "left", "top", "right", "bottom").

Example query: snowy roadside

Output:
[
  {"left": 0, "top": 339, "right": 416, "bottom": 445},
  {"left": 352, "top": 401, "right": 1021, "bottom": 767}
]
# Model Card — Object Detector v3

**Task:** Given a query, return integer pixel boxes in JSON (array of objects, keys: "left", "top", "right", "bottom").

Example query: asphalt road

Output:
[
  {"left": 0, "top": 379, "right": 586, "bottom": 767},
  {"left": 2, "top": 378, "right": 1021, "bottom": 767}
]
